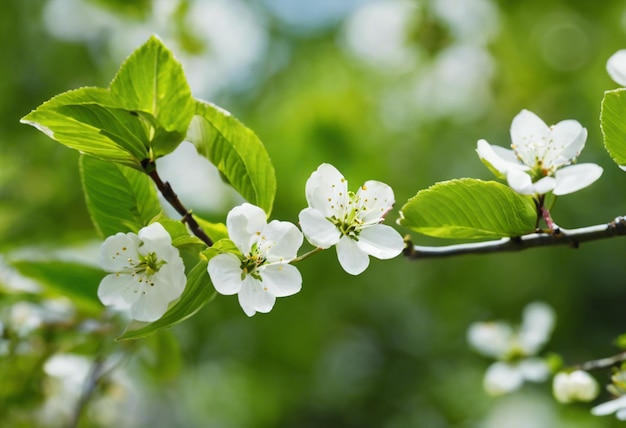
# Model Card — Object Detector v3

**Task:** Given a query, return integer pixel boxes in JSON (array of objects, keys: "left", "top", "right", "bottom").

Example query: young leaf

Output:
[
  {"left": 80, "top": 155, "right": 161, "bottom": 237},
  {"left": 116, "top": 259, "right": 214, "bottom": 341},
  {"left": 186, "top": 99, "right": 276, "bottom": 216},
  {"left": 109, "top": 35, "right": 195, "bottom": 158},
  {"left": 601, "top": 88, "right": 626, "bottom": 169},
  {"left": 21, "top": 88, "right": 145, "bottom": 169},
  {"left": 10, "top": 260, "right": 104, "bottom": 313},
  {"left": 398, "top": 178, "right": 537, "bottom": 240}
]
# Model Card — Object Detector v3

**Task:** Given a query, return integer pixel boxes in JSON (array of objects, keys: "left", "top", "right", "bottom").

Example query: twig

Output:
[
  {"left": 146, "top": 166, "right": 214, "bottom": 247},
  {"left": 575, "top": 351, "right": 626, "bottom": 371},
  {"left": 403, "top": 217, "right": 626, "bottom": 260}
]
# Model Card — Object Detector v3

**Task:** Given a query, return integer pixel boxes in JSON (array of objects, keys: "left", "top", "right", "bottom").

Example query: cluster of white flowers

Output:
[
  {"left": 591, "top": 365, "right": 626, "bottom": 420},
  {"left": 467, "top": 302, "right": 555, "bottom": 396},
  {"left": 477, "top": 109, "right": 602, "bottom": 197},
  {"left": 97, "top": 163, "right": 404, "bottom": 320}
]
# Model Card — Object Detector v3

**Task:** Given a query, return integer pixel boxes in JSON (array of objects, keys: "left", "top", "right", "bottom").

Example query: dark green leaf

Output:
[
  {"left": 186, "top": 99, "right": 276, "bottom": 216},
  {"left": 399, "top": 178, "right": 537, "bottom": 240},
  {"left": 80, "top": 155, "right": 161, "bottom": 237}
]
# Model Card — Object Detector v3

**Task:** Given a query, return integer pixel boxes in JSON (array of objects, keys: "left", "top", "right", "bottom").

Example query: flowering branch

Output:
[
  {"left": 575, "top": 351, "right": 626, "bottom": 371},
  {"left": 144, "top": 162, "right": 214, "bottom": 247},
  {"left": 403, "top": 217, "right": 626, "bottom": 260}
]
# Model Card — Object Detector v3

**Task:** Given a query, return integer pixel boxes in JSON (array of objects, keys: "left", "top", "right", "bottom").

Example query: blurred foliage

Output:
[{"left": 3, "top": 0, "right": 626, "bottom": 426}]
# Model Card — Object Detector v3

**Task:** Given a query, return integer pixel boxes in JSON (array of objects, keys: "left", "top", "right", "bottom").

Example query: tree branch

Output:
[
  {"left": 403, "top": 217, "right": 626, "bottom": 260},
  {"left": 147, "top": 167, "right": 214, "bottom": 247}
]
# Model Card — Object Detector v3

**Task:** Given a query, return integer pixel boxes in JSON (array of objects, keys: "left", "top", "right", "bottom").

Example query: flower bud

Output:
[{"left": 553, "top": 370, "right": 599, "bottom": 404}]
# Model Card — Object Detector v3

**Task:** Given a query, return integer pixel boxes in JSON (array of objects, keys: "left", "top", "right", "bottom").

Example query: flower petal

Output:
[
  {"left": 476, "top": 139, "right": 520, "bottom": 178},
  {"left": 506, "top": 169, "right": 538, "bottom": 195},
  {"left": 483, "top": 362, "right": 524, "bottom": 396},
  {"left": 510, "top": 109, "right": 550, "bottom": 164},
  {"left": 467, "top": 321, "right": 514, "bottom": 358},
  {"left": 138, "top": 222, "right": 172, "bottom": 248},
  {"left": 356, "top": 224, "right": 404, "bottom": 260},
  {"left": 607, "top": 49, "right": 626, "bottom": 87},
  {"left": 357, "top": 180, "right": 395, "bottom": 223},
  {"left": 592, "top": 395, "right": 626, "bottom": 416},
  {"left": 129, "top": 292, "right": 171, "bottom": 322},
  {"left": 99, "top": 233, "right": 141, "bottom": 272},
  {"left": 553, "top": 163, "right": 603, "bottom": 195},
  {"left": 261, "top": 263, "right": 302, "bottom": 297},
  {"left": 208, "top": 253, "right": 244, "bottom": 295},
  {"left": 518, "top": 358, "right": 550, "bottom": 382},
  {"left": 299, "top": 207, "right": 341, "bottom": 248},
  {"left": 260, "top": 220, "right": 303, "bottom": 262},
  {"left": 238, "top": 276, "right": 275, "bottom": 316},
  {"left": 305, "top": 163, "right": 348, "bottom": 217},
  {"left": 227, "top": 203, "right": 268, "bottom": 254},
  {"left": 533, "top": 176, "right": 557, "bottom": 195},
  {"left": 336, "top": 235, "right": 370, "bottom": 275},
  {"left": 551, "top": 119, "right": 587, "bottom": 162},
  {"left": 97, "top": 273, "right": 141, "bottom": 309},
  {"left": 519, "top": 301, "right": 555, "bottom": 354}
]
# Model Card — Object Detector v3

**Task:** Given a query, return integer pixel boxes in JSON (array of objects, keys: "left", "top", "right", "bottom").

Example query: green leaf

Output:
[
  {"left": 116, "top": 259, "right": 214, "bottom": 341},
  {"left": 21, "top": 88, "right": 145, "bottom": 169},
  {"left": 80, "top": 154, "right": 162, "bottom": 237},
  {"left": 601, "top": 88, "right": 626, "bottom": 169},
  {"left": 21, "top": 36, "right": 195, "bottom": 166},
  {"left": 109, "top": 35, "right": 195, "bottom": 158},
  {"left": 10, "top": 260, "right": 104, "bottom": 313},
  {"left": 398, "top": 178, "right": 537, "bottom": 240},
  {"left": 186, "top": 99, "right": 276, "bottom": 216}
]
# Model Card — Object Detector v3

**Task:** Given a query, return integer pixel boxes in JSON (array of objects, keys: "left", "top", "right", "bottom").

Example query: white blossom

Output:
[
  {"left": 477, "top": 109, "right": 602, "bottom": 196},
  {"left": 468, "top": 302, "right": 555, "bottom": 395},
  {"left": 298, "top": 163, "right": 404, "bottom": 275},
  {"left": 607, "top": 49, "right": 626, "bottom": 87},
  {"left": 553, "top": 370, "right": 599, "bottom": 404},
  {"left": 97, "top": 222, "right": 186, "bottom": 322},
  {"left": 592, "top": 366, "right": 626, "bottom": 420},
  {"left": 207, "top": 203, "right": 303, "bottom": 317}
]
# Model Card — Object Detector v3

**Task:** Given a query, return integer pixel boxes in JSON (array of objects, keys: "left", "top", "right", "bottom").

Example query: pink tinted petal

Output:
[
  {"left": 356, "top": 225, "right": 404, "bottom": 260},
  {"left": 260, "top": 263, "right": 302, "bottom": 297},
  {"left": 238, "top": 276, "right": 275, "bottom": 316},
  {"left": 357, "top": 180, "right": 395, "bottom": 223},
  {"left": 607, "top": 49, "right": 626, "bottom": 86},
  {"left": 207, "top": 253, "right": 244, "bottom": 295},
  {"left": 299, "top": 207, "right": 341, "bottom": 248},
  {"left": 226, "top": 203, "right": 267, "bottom": 254},
  {"left": 261, "top": 220, "right": 303, "bottom": 261},
  {"left": 305, "top": 163, "right": 348, "bottom": 217},
  {"left": 336, "top": 235, "right": 370, "bottom": 275},
  {"left": 97, "top": 274, "right": 141, "bottom": 309},
  {"left": 553, "top": 163, "right": 603, "bottom": 195},
  {"left": 100, "top": 233, "right": 140, "bottom": 272}
]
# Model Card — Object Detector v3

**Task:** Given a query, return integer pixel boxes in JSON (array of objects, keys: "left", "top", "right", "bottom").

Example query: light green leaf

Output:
[
  {"left": 601, "top": 88, "right": 626, "bottom": 169},
  {"left": 398, "top": 178, "right": 537, "bottom": 240},
  {"left": 10, "top": 260, "right": 104, "bottom": 313},
  {"left": 109, "top": 35, "right": 195, "bottom": 158},
  {"left": 21, "top": 88, "right": 144, "bottom": 169},
  {"left": 186, "top": 99, "right": 276, "bottom": 216},
  {"left": 21, "top": 36, "right": 195, "bottom": 167},
  {"left": 80, "top": 154, "right": 161, "bottom": 237},
  {"left": 117, "top": 259, "right": 214, "bottom": 341}
]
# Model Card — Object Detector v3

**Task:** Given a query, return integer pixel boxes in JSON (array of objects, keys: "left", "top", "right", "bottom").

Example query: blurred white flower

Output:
[
  {"left": 207, "top": 203, "right": 303, "bottom": 317},
  {"left": 468, "top": 302, "right": 555, "bottom": 396},
  {"left": 299, "top": 163, "right": 404, "bottom": 275},
  {"left": 592, "top": 366, "right": 626, "bottom": 420},
  {"left": 607, "top": 49, "right": 626, "bottom": 87},
  {"left": 477, "top": 109, "right": 602, "bottom": 196},
  {"left": 98, "top": 222, "right": 186, "bottom": 322},
  {"left": 553, "top": 370, "right": 599, "bottom": 404}
]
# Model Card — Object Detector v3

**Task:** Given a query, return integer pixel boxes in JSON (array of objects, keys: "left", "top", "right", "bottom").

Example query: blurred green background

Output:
[{"left": 2, "top": 0, "right": 626, "bottom": 426}]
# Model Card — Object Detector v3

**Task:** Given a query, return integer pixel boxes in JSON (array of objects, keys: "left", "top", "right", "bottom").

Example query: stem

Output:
[
  {"left": 68, "top": 356, "right": 105, "bottom": 428},
  {"left": 147, "top": 166, "right": 213, "bottom": 247},
  {"left": 291, "top": 247, "right": 324, "bottom": 264},
  {"left": 575, "top": 351, "right": 626, "bottom": 371},
  {"left": 403, "top": 216, "right": 626, "bottom": 260}
]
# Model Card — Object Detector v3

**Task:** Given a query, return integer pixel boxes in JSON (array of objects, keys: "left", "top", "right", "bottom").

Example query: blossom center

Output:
[
  {"left": 240, "top": 244, "right": 266, "bottom": 281},
  {"left": 328, "top": 190, "right": 368, "bottom": 240}
]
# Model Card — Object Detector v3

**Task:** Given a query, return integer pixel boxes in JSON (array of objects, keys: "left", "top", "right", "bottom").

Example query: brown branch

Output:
[
  {"left": 403, "top": 217, "right": 626, "bottom": 260},
  {"left": 147, "top": 167, "right": 213, "bottom": 247}
]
